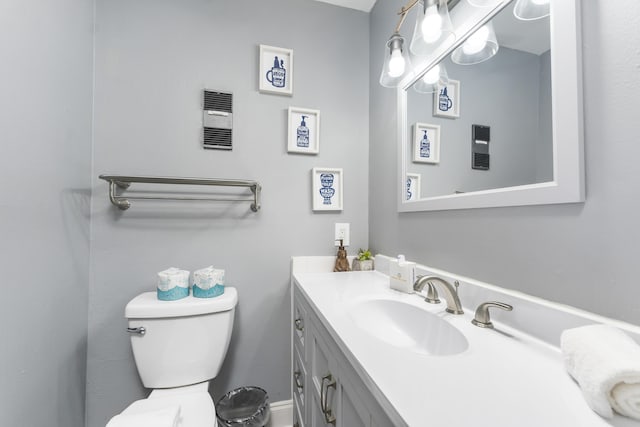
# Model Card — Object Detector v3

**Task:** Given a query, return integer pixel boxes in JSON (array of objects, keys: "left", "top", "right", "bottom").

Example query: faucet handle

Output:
[
  {"left": 471, "top": 301, "right": 513, "bottom": 329},
  {"left": 413, "top": 275, "right": 440, "bottom": 303},
  {"left": 424, "top": 282, "right": 440, "bottom": 304}
]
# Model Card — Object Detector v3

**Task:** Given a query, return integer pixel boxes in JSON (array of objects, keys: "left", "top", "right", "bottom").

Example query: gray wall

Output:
[
  {"left": 406, "top": 48, "right": 551, "bottom": 197},
  {"left": 0, "top": 0, "right": 94, "bottom": 426},
  {"left": 370, "top": 0, "right": 640, "bottom": 325},
  {"left": 87, "top": 0, "right": 369, "bottom": 425}
]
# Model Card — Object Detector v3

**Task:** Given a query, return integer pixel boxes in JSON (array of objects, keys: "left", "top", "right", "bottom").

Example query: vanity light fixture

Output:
[
  {"left": 513, "top": 0, "right": 550, "bottom": 21},
  {"left": 413, "top": 63, "right": 449, "bottom": 93},
  {"left": 409, "top": 0, "right": 455, "bottom": 56},
  {"left": 450, "top": 22, "right": 499, "bottom": 65},
  {"left": 379, "top": 32, "right": 413, "bottom": 87},
  {"left": 379, "top": 0, "right": 458, "bottom": 88}
]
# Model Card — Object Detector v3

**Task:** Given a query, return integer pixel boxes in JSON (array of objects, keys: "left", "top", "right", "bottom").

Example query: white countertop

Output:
[{"left": 293, "top": 269, "right": 638, "bottom": 427}]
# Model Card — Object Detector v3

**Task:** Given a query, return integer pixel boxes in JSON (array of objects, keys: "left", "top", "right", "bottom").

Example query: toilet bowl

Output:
[{"left": 107, "top": 288, "right": 238, "bottom": 427}]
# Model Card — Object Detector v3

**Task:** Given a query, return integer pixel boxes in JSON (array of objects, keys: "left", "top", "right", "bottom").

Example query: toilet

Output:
[{"left": 107, "top": 288, "right": 238, "bottom": 427}]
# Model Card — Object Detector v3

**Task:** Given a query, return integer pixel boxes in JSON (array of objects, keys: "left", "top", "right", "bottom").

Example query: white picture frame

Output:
[
  {"left": 288, "top": 107, "right": 320, "bottom": 154},
  {"left": 406, "top": 173, "right": 421, "bottom": 201},
  {"left": 312, "top": 168, "right": 343, "bottom": 211},
  {"left": 259, "top": 45, "right": 293, "bottom": 96},
  {"left": 413, "top": 122, "right": 440, "bottom": 164},
  {"left": 433, "top": 79, "right": 460, "bottom": 118}
]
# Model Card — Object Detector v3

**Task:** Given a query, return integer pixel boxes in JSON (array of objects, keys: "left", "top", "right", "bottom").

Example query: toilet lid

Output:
[{"left": 119, "top": 391, "right": 216, "bottom": 427}]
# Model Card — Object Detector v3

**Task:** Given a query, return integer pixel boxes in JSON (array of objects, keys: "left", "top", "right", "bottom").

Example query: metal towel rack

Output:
[{"left": 99, "top": 175, "right": 261, "bottom": 212}]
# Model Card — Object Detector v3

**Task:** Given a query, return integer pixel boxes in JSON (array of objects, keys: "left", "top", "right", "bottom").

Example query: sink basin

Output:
[{"left": 349, "top": 299, "right": 469, "bottom": 356}]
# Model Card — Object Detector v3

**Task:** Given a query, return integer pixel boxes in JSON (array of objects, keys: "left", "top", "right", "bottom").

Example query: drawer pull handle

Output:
[
  {"left": 294, "top": 370, "right": 304, "bottom": 390},
  {"left": 320, "top": 373, "right": 337, "bottom": 425},
  {"left": 294, "top": 318, "right": 304, "bottom": 332}
]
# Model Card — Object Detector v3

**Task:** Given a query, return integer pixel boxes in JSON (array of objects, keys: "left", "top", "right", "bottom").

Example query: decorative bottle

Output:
[
  {"left": 420, "top": 130, "right": 430, "bottom": 158},
  {"left": 297, "top": 115, "right": 309, "bottom": 147}
]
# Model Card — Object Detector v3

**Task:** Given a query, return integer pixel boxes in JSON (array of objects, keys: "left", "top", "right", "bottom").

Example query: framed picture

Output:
[
  {"left": 312, "top": 168, "right": 343, "bottom": 211},
  {"left": 406, "top": 173, "right": 421, "bottom": 201},
  {"left": 413, "top": 122, "right": 440, "bottom": 164},
  {"left": 433, "top": 79, "right": 460, "bottom": 118},
  {"left": 288, "top": 107, "right": 320, "bottom": 154},
  {"left": 259, "top": 45, "right": 293, "bottom": 96}
]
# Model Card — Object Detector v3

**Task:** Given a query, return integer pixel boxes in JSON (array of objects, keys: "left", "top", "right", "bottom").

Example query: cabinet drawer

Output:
[
  {"left": 293, "top": 295, "right": 307, "bottom": 356},
  {"left": 309, "top": 322, "right": 333, "bottom": 399},
  {"left": 293, "top": 345, "right": 307, "bottom": 410}
]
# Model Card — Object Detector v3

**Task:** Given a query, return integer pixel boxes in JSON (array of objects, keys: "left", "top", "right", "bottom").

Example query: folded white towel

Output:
[
  {"left": 611, "top": 382, "right": 640, "bottom": 420},
  {"left": 106, "top": 405, "right": 181, "bottom": 427},
  {"left": 561, "top": 324, "right": 640, "bottom": 420}
]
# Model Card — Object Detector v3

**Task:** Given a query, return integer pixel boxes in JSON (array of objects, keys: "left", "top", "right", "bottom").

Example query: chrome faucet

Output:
[
  {"left": 471, "top": 301, "right": 513, "bottom": 328},
  {"left": 413, "top": 276, "right": 464, "bottom": 314}
]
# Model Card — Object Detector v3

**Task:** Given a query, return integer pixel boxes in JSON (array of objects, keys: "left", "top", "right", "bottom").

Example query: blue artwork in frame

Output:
[
  {"left": 312, "top": 168, "right": 343, "bottom": 211},
  {"left": 259, "top": 45, "right": 293, "bottom": 96}
]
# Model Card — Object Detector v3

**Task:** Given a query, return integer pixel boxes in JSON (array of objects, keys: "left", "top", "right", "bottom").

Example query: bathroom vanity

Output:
[
  {"left": 292, "top": 274, "right": 395, "bottom": 427},
  {"left": 291, "top": 256, "right": 640, "bottom": 427}
]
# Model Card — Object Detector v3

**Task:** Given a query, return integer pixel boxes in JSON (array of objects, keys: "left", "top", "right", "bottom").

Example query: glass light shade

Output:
[
  {"left": 380, "top": 33, "right": 412, "bottom": 88},
  {"left": 451, "top": 22, "right": 499, "bottom": 65},
  {"left": 513, "top": 0, "right": 550, "bottom": 21},
  {"left": 413, "top": 63, "right": 449, "bottom": 94},
  {"left": 410, "top": 0, "right": 455, "bottom": 56}
]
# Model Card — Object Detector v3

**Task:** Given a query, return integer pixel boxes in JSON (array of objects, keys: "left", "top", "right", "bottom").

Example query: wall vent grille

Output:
[
  {"left": 473, "top": 153, "right": 490, "bottom": 170},
  {"left": 203, "top": 90, "right": 233, "bottom": 150},
  {"left": 204, "top": 91, "right": 232, "bottom": 113},
  {"left": 204, "top": 128, "right": 232, "bottom": 149}
]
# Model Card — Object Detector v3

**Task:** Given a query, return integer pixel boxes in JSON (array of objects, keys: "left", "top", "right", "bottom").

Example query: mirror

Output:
[{"left": 398, "top": 0, "right": 584, "bottom": 212}]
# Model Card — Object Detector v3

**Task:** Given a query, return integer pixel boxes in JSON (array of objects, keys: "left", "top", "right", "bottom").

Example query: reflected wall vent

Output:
[
  {"left": 203, "top": 90, "right": 233, "bottom": 150},
  {"left": 471, "top": 124, "right": 490, "bottom": 170},
  {"left": 473, "top": 153, "right": 490, "bottom": 170}
]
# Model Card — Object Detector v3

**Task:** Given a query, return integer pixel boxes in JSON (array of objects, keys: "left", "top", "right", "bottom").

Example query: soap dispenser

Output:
[
  {"left": 389, "top": 254, "right": 416, "bottom": 293},
  {"left": 297, "top": 115, "right": 309, "bottom": 148},
  {"left": 334, "top": 239, "right": 351, "bottom": 272}
]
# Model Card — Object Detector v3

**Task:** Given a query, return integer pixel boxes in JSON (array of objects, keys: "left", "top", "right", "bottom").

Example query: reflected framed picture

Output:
[
  {"left": 406, "top": 173, "right": 421, "bottom": 201},
  {"left": 433, "top": 79, "right": 460, "bottom": 118},
  {"left": 413, "top": 122, "right": 440, "bottom": 164},
  {"left": 312, "top": 167, "right": 343, "bottom": 211},
  {"left": 288, "top": 107, "right": 320, "bottom": 154},
  {"left": 259, "top": 45, "right": 293, "bottom": 96}
]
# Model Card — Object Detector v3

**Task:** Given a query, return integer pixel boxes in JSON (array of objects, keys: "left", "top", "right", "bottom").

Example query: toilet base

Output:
[{"left": 117, "top": 382, "right": 216, "bottom": 427}]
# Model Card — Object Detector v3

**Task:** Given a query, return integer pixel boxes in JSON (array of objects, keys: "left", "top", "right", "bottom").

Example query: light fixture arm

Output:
[
  {"left": 394, "top": 0, "right": 449, "bottom": 33},
  {"left": 393, "top": 0, "right": 422, "bottom": 34}
]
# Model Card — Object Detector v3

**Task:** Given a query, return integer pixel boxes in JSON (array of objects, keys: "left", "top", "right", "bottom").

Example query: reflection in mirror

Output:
[
  {"left": 406, "top": 2, "right": 551, "bottom": 199},
  {"left": 399, "top": 0, "right": 583, "bottom": 212}
]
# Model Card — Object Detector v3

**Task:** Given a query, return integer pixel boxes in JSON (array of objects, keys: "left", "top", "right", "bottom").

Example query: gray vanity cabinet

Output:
[{"left": 293, "top": 284, "right": 395, "bottom": 427}]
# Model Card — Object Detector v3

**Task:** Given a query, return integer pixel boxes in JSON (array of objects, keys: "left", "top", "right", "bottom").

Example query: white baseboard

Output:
[{"left": 267, "top": 400, "right": 293, "bottom": 427}]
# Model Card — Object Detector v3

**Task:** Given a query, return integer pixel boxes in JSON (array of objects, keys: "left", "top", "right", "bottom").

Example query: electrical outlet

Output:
[{"left": 334, "top": 223, "right": 350, "bottom": 246}]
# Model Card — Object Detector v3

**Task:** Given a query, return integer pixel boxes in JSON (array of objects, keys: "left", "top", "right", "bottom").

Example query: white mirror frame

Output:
[{"left": 398, "top": 0, "right": 584, "bottom": 212}]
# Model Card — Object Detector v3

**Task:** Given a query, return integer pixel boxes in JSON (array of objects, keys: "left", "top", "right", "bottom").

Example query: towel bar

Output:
[{"left": 99, "top": 175, "right": 261, "bottom": 212}]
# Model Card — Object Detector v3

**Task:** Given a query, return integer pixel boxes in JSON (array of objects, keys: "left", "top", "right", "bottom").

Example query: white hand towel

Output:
[
  {"left": 560, "top": 324, "right": 640, "bottom": 420},
  {"left": 106, "top": 405, "right": 181, "bottom": 427},
  {"left": 611, "top": 382, "right": 640, "bottom": 420}
]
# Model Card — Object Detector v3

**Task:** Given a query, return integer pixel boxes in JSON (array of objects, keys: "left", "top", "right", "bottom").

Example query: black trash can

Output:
[{"left": 216, "top": 386, "right": 270, "bottom": 427}]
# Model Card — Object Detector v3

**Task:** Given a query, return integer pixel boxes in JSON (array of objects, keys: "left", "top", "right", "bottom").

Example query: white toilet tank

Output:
[{"left": 125, "top": 288, "right": 238, "bottom": 389}]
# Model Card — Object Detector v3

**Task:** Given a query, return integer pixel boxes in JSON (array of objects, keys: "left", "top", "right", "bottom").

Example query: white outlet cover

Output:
[{"left": 335, "top": 223, "right": 350, "bottom": 246}]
